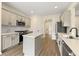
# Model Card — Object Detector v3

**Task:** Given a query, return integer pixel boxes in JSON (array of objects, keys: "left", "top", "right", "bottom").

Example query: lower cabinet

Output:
[
  {"left": 2, "top": 35, "right": 11, "bottom": 50},
  {"left": 35, "top": 35, "right": 43, "bottom": 56},
  {"left": 57, "top": 34, "right": 75, "bottom": 56},
  {"left": 1, "top": 33, "right": 19, "bottom": 51},
  {"left": 11, "top": 34, "right": 19, "bottom": 46},
  {"left": 23, "top": 34, "right": 43, "bottom": 56},
  {"left": 57, "top": 37, "right": 63, "bottom": 56}
]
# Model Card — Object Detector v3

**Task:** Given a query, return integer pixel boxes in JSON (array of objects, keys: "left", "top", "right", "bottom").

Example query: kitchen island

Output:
[{"left": 23, "top": 32, "right": 44, "bottom": 56}]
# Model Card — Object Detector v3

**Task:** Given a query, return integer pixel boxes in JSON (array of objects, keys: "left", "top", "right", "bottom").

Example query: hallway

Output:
[{"left": 39, "top": 34, "right": 60, "bottom": 56}]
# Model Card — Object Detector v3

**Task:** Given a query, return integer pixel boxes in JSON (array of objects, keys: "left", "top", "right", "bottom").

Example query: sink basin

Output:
[
  {"left": 63, "top": 34, "right": 76, "bottom": 39},
  {"left": 68, "top": 36, "right": 75, "bottom": 39},
  {"left": 64, "top": 35, "right": 79, "bottom": 40}
]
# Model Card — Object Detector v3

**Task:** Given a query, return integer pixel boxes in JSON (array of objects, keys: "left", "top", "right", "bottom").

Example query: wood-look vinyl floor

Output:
[
  {"left": 39, "top": 34, "right": 60, "bottom": 56},
  {"left": 1, "top": 44, "right": 23, "bottom": 56}
]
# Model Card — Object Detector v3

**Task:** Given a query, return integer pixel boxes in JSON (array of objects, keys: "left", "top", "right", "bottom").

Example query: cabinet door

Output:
[
  {"left": 11, "top": 34, "right": 19, "bottom": 46},
  {"left": 2, "top": 35, "right": 6, "bottom": 50},
  {"left": 2, "top": 35, "right": 11, "bottom": 50},
  {"left": 2, "top": 9, "right": 11, "bottom": 25},
  {"left": 11, "top": 35, "right": 16, "bottom": 46},
  {"left": 15, "top": 34, "right": 19, "bottom": 45},
  {"left": 17, "top": 15, "right": 22, "bottom": 21},
  {"left": 63, "top": 11, "right": 71, "bottom": 26},
  {"left": 6, "top": 35, "right": 11, "bottom": 49},
  {"left": 10, "top": 13, "right": 17, "bottom": 26},
  {"left": 24, "top": 17, "right": 31, "bottom": 27}
]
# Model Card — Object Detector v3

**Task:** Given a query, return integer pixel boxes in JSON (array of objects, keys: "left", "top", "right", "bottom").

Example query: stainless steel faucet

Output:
[{"left": 70, "top": 27, "right": 79, "bottom": 37}]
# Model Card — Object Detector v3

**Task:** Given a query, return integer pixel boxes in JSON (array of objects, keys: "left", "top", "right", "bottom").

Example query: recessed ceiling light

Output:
[
  {"left": 30, "top": 10, "right": 34, "bottom": 14},
  {"left": 54, "top": 6, "right": 58, "bottom": 8}
]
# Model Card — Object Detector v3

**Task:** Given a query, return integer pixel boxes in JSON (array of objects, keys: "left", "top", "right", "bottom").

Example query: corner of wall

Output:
[{"left": 0, "top": 2, "right": 2, "bottom": 55}]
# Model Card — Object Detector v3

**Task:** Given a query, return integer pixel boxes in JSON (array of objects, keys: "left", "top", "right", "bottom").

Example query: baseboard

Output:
[{"left": 0, "top": 51, "right": 2, "bottom": 55}]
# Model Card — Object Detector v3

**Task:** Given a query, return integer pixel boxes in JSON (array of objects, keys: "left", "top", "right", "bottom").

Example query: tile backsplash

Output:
[{"left": 1, "top": 25, "right": 29, "bottom": 33}]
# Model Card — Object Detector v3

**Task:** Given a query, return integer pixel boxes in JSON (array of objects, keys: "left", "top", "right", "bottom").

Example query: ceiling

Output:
[{"left": 3, "top": 2, "right": 71, "bottom": 16}]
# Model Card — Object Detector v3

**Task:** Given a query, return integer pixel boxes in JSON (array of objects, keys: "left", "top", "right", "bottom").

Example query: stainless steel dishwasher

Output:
[{"left": 62, "top": 41, "right": 75, "bottom": 56}]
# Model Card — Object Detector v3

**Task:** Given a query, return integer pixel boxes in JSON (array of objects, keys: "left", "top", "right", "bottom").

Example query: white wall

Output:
[
  {"left": 30, "top": 15, "right": 44, "bottom": 35},
  {"left": 44, "top": 15, "right": 60, "bottom": 39}
]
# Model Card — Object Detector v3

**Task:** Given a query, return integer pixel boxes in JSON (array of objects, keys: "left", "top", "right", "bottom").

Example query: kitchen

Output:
[{"left": 0, "top": 2, "right": 79, "bottom": 56}]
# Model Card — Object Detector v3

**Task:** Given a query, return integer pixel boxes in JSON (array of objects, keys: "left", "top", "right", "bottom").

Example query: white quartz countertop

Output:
[
  {"left": 1, "top": 32, "right": 18, "bottom": 35},
  {"left": 23, "top": 32, "right": 42, "bottom": 38},
  {"left": 58, "top": 33, "right": 79, "bottom": 56}
]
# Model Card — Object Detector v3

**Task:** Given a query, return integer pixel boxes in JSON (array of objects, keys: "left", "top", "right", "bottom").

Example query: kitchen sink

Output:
[
  {"left": 68, "top": 36, "right": 75, "bottom": 39},
  {"left": 63, "top": 34, "right": 79, "bottom": 40},
  {"left": 68, "top": 36, "right": 79, "bottom": 40}
]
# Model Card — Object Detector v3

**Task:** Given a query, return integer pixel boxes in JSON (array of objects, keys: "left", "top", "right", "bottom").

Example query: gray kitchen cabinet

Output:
[{"left": 35, "top": 35, "right": 43, "bottom": 56}]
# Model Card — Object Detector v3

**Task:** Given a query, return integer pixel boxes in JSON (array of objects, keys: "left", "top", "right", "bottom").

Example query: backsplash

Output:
[{"left": 1, "top": 25, "right": 30, "bottom": 33}]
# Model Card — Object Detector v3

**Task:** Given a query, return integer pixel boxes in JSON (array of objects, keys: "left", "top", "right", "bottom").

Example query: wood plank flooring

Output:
[
  {"left": 1, "top": 43, "right": 23, "bottom": 56},
  {"left": 39, "top": 34, "right": 60, "bottom": 56}
]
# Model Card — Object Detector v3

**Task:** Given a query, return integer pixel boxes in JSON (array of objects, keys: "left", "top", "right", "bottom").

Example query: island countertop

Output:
[{"left": 23, "top": 32, "right": 43, "bottom": 38}]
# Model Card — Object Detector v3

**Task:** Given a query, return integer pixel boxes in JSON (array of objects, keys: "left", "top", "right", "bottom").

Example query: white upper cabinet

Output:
[
  {"left": 17, "top": 15, "right": 22, "bottom": 21},
  {"left": 2, "top": 9, "right": 31, "bottom": 27},
  {"left": 2, "top": 9, "right": 11, "bottom": 25},
  {"left": 2, "top": 9, "right": 17, "bottom": 26},
  {"left": 62, "top": 10, "right": 71, "bottom": 27},
  {"left": 24, "top": 17, "right": 31, "bottom": 27},
  {"left": 9, "top": 12, "right": 17, "bottom": 26}
]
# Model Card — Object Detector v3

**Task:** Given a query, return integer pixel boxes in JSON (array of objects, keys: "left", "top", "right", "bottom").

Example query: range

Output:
[{"left": 15, "top": 30, "right": 33, "bottom": 43}]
